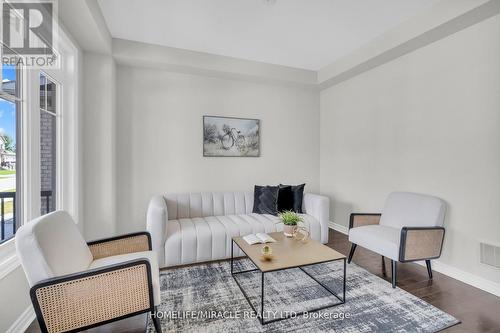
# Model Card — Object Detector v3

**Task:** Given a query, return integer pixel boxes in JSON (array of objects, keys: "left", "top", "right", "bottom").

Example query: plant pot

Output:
[{"left": 283, "top": 224, "right": 297, "bottom": 237}]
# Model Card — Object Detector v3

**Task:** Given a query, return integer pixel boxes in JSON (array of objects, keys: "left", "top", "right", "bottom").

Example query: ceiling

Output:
[{"left": 97, "top": 0, "right": 439, "bottom": 70}]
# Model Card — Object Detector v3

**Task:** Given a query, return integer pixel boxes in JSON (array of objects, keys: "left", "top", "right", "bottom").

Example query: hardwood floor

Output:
[
  {"left": 26, "top": 229, "right": 500, "bottom": 332},
  {"left": 327, "top": 229, "right": 500, "bottom": 333}
]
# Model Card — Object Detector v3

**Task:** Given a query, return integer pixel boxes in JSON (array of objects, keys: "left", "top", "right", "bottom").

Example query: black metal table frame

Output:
[{"left": 230, "top": 239, "right": 346, "bottom": 325}]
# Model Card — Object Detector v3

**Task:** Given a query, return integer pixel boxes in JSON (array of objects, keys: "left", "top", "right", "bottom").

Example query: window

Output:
[
  {"left": 0, "top": 65, "right": 20, "bottom": 244},
  {"left": 0, "top": 22, "right": 79, "bottom": 255},
  {"left": 39, "top": 73, "right": 57, "bottom": 215}
]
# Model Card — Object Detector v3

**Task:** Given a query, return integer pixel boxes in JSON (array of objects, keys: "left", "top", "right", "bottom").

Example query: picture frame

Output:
[{"left": 203, "top": 115, "right": 260, "bottom": 157}]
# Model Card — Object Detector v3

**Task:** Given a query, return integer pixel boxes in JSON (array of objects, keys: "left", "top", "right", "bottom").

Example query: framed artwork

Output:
[{"left": 203, "top": 116, "right": 260, "bottom": 157}]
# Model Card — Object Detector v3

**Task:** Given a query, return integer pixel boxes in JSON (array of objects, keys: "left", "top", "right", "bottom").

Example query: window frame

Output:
[
  {"left": 39, "top": 71, "right": 62, "bottom": 216},
  {"left": 0, "top": 63, "right": 22, "bottom": 245},
  {"left": 0, "top": 23, "right": 81, "bottom": 274}
]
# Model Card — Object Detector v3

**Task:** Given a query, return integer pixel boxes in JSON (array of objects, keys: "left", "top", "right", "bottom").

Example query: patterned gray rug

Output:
[{"left": 147, "top": 259, "right": 459, "bottom": 332}]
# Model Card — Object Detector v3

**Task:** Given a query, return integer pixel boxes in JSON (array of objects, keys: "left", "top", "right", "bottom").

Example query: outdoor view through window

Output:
[
  {"left": 0, "top": 69, "right": 58, "bottom": 243},
  {"left": 0, "top": 65, "right": 18, "bottom": 243},
  {"left": 40, "top": 73, "right": 57, "bottom": 217}
]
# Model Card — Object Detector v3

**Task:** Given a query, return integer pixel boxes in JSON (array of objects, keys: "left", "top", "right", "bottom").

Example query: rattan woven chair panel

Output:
[
  {"left": 35, "top": 264, "right": 151, "bottom": 333},
  {"left": 403, "top": 229, "right": 444, "bottom": 261},
  {"left": 352, "top": 215, "right": 381, "bottom": 228},
  {"left": 89, "top": 235, "right": 150, "bottom": 259}
]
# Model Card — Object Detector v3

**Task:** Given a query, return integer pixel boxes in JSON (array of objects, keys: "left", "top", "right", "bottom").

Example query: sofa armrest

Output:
[
  {"left": 349, "top": 213, "right": 381, "bottom": 229},
  {"left": 147, "top": 195, "right": 168, "bottom": 267},
  {"left": 399, "top": 227, "right": 445, "bottom": 262},
  {"left": 87, "top": 232, "right": 152, "bottom": 259},
  {"left": 302, "top": 193, "right": 330, "bottom": 244},
  {"left": 30, "top": 259, "right": 154, "bottom": 333}
]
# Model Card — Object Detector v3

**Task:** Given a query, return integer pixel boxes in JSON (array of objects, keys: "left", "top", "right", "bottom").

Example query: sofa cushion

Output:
[
  {"left": 164, "top": 192, "right": 254, "bottom": 220},
  {"left": 379, "top": 192, "right": 446, "bottom": 229},
  {"left": 162, "top": 213, "right": 322, "bottom": 267},
  {"left": 279, "top": 183, "right": 306, "bottom": 213},
  {"left": 349, "top": 225, "right": 400, "bottom": 261},
  {"left": 89, "top": 251, "right": 161, "bottom": 306},
  {"left": 252, "top": 185, "right": 279, "bottom": 215},
  {"left": 277, "top": 185, "right": 294, "bottom": 212},
  {"left": 291, "top": 183, "right": 305, "bottom": 213}
]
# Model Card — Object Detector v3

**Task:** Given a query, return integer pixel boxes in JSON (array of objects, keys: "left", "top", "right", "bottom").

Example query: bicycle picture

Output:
[
  {"left": 203, "top": 116, "right": 260, "bottom": 157},
  {"left": 220, "top": 125, "right": 246, "bottom": 150}
]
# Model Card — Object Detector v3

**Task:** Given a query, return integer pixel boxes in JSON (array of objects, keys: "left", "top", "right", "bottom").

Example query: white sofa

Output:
[{"left": 147, "top": 191, "right": 330, "bottom": 267}]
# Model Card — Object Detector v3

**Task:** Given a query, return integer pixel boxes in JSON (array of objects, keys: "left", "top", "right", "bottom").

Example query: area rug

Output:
[{"left": 147, "top": 259, "right": 459, "bottom": 332}]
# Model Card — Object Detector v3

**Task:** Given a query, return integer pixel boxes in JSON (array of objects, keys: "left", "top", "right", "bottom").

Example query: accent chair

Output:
[
  {"left": 347, "top": 192, "right": 446, "bottom": 288},
  {"left": 15, "top": 211, "right": 162, "bottom": 333}
]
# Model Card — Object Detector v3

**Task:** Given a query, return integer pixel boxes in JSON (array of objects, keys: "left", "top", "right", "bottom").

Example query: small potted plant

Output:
[{"left": 279, "top": 210, "right": 303, "bottom": 237}]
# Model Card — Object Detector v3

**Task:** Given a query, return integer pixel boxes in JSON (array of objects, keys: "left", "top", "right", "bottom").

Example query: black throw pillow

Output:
[
  {"left": 280, "top": 183, "right": 305, "bottom": 213},
  {"left": 277, "top": 185, "right": 294, "bottom": 212},
  {"left": 253, "top": 185, "right": 279, "bottom": 215}
]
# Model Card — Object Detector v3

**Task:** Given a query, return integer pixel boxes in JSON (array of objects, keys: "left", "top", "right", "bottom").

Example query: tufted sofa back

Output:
[{"left": 164, "top": 192, "right": 255, "bottom": 220}]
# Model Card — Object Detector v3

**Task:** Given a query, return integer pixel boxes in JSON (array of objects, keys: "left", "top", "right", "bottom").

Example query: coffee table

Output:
[{"left": 231, "top": 232, "right": 346, "bottom": 325}]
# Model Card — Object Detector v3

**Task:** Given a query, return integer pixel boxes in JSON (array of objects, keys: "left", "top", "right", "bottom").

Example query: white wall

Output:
[
  {"left": 82, "top": 53, "right": 116, "bottom": 240},
  {"left": 0, "top": 266, "right": 31, "bottom": 332},
  {"left": 320, "top": 14, "right": 500, "bottom": 284},
  {"left": 116, "top": 66, "right": 320, "bottom": 233}
]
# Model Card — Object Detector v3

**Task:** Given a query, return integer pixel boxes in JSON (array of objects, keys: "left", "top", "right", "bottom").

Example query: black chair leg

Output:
[
  {"left": 391, "top": 260, "right": 397, "bottom": 288},
  {"left": 381, "top": 256, "right": 386, "bottom": 275},
  {"left": 348, "top": 244, "right": 357, "bottom": 264},
  {"left": 152, "top": 307, "right": 162, "bottom": 333},
  {"left": 426, "top": 260, "right": 433, "bottom": 279}
]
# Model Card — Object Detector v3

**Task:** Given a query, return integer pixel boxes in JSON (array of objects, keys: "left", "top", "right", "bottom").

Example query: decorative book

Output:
[{"left": 243, "top": 233, "right": 276, "bottom": 245}]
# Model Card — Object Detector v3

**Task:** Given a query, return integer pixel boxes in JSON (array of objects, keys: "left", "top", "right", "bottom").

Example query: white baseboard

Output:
[
  {"left": 327, "top": 221, "right": 500, "bottom": 297},
  {"left": 416, "top": 260, "right": 500, "bottom": 297},
  {"left": 6, "top": 305, "right": 35, "bottom": 333},
  {"left": 328, "top": 221, "right": 348, "bottom": 235}
]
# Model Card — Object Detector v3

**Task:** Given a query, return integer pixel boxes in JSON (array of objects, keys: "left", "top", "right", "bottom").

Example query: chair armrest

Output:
[
  {"left": 147, "top": 195, "right": 169, "bottom": 266},
  {"left": 399, "top": 227, "right": 445, "bottom": 262},
  {"left": 349, "top": 213, "right": 381, "bottom": 229},
  {"left": 30, "top": 259, "right": 154, "bottom": 333},
  {"left": 87, "top": 232, "right": 152, "bottom": 260},
  {"left": 302, "top": 193, "right": 330, "bottom": 244}
]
